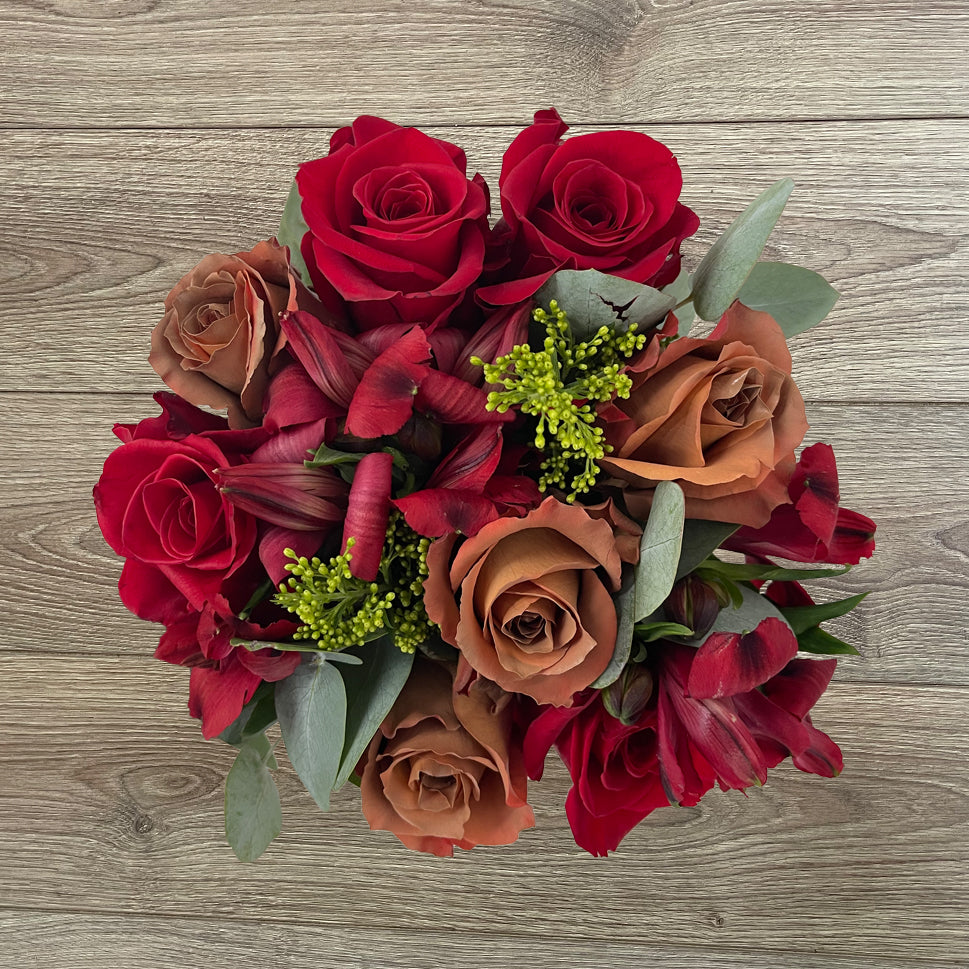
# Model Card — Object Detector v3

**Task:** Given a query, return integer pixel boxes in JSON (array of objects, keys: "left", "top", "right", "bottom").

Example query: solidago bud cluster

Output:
[
  {"left": 274, "top": 516, "right": 434, "bottom": 654},
  {"left": 475, "top": 301, "right": 647, "bottom": 501}
]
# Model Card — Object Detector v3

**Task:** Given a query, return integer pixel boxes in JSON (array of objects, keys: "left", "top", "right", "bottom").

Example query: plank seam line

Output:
[
  {"left": 0, "top": 903, "right": 963, "bottom": 964},
  {"left": 1, "top": 390, "right": 964, "bottom": 408},
  {"left": 1, "top": 115, "right": 969, "bottom": 133}
]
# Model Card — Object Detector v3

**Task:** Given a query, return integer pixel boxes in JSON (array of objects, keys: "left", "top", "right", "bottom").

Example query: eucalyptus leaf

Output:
[
  {"left": 692, "top": 178, "right": 795, "bottom": 321},
  {"left": 675, "top": 520, "right": 739, "bottom": 579},
  {"left": 590, "top": 581, "right": 636, "bottom": 689},
  {"left": 278, "top": 179, "right": 313, "bottom": 290},
  {"left": 224, "top": 740, "right": 282, "bottom": 863},
  {"left": 737, "top": 262, "right": 839, "bottom": 338},
  {"left": 333, "top": 635, "right": 415, "bottom": 791},
  {"left": 536, "top": 268, "right": 675, "bottom": 341},
  {"left": 632, "top": 480, "right": 685, "bottom": 622},
  {"left": 780, "top": 592, "right": 868, "bottom": 635},
  {"left": 660, "top": 267, "right": 694, "bottom": 336},
  {"left": 276, "top": 657, "right": 347, "bottom": 812},
  {"left": 796, "top": 626, "right": 861, "bottom": 656}
]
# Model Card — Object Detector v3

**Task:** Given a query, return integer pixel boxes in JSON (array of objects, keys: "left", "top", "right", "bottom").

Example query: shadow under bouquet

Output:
[{"left": 94, "top": 109, "right": 876, "bottom": 859}]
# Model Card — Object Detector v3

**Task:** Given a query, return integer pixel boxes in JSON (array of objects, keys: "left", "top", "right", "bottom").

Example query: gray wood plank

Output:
[
  {"left": 1, "top": 122, "right": 965, "bottom": 401},
  {"left": 2, "top": 1, "right": 967, "bottom": 128},
  {"left": 1, "top": 655, "right": 966, "bottom": 963},
  {"left": 0, "top": 911, "right": 963, "bottom": 969},
  {"left": 1, "top": 392, "right": 963, "bottom": 687}
]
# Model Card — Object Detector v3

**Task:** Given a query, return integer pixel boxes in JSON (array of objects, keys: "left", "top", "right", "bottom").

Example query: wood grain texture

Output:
[
  {"left": 2, "top": 0, "right": 968, "bottom": 128},
  {"left": 1, "top": 655, "right": 967, "bottom": 963},
  {"left": 3, "top": 391, "right": 965, "bottom": 688},
  {"left": 1, "top": 122, "right": 966, "bottom": 401},
  {"left": 1, "top": 913, "right": 965, "bottom": 969}
]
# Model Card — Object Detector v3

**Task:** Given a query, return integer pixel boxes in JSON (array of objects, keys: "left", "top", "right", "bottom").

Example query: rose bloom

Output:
[
  {"left": 423, "top": 497, "right": 623, "bottom": 706},
  {"left": 93, "top": 394, "right": 259, "bottom": 611},
  {"left": 360, "top": 659, "right": 534, "bottom": 857},
  {"left": 524, "top": 682, "right": 669, "bottom": 857},
  {"left": 478, "top": 108, "right": 699, "bottom": 305},
  {"left": 599, "top": 302, "right": 809, "bottom": 527},
  {"left": 150, "top": 239, "right": 312, "bottom": 428},
  {"left": 295, "top": 115, "right": 490, "bottom": 331}
]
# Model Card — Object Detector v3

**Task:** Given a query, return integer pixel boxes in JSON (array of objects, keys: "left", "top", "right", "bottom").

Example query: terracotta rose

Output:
[
  {"left": 150, "top": 239, "right": 309, "bottom": 428},
  {"left": 423, "top": 497, "right": 623, "bottom": 706},
  {"left": 359, "top": 659, "right": 534, "bottom": 857},
  {"left": 599, "top": 302, "right": 809, "bottom": 527}
]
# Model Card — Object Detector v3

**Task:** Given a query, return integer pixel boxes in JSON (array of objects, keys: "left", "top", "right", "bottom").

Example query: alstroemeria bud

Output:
[
  {"left": 216, "top": 462, "right": 347, "bottom": 530},
  {"left": 396, "top": 413, "right": 443, "bottom": 462},
  {"left": 665, "top": 575, "right": 723, "bottom": 640},
  {"left": 603, "top": 664, "right": 654, "bottom": 725}
]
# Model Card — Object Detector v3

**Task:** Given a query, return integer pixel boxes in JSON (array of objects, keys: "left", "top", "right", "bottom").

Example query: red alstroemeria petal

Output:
[
  {"left": 341, "top": 451, "right": 393, "bottom": 581},
  {"left": 761, "top": 657, "right": 838, "bottom": 720},
  {"left": 791, "top": 443, "right": 841, "bottom": 546},
  {"left": 428, "top": 426, "right": 503, "bottom": 492},
  {"left": 344, "top": 328, "right": 433, "bottom": 438},
  {"left": 392, "top": 488, "right": 498, "bottom": 538},
  {"left": 280, "top": 310, "right": 373, "bottom": 409},
  {"left": 189, "top": 655, "right": 262, "bottom": 739},
  {"left": 827, "top": 507, "right": 877, "bottom": 564},
  {"left": 687, "top": 617, "right": 800, "bottom": 699},
  {"left": 414, "top": 368, "right": 508, "bottom": 425}
]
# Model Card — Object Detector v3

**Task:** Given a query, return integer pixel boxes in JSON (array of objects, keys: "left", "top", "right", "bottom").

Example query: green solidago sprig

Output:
[
  {"left": 474, "top": 300, "right": 646, "bottom": 500},
  {"left": 273, "top": 513, "right": 434, "bottom": 655}
]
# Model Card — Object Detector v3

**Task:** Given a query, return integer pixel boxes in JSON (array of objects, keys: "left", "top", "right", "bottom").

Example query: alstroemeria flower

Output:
[{"left": 724, "top": 442, "right": 876, "bottom": 564}]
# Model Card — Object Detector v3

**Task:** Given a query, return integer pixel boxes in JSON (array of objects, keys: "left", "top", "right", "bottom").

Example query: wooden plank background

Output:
[{"left": 1, "top": 2, "right": 967, "bottom": 966}]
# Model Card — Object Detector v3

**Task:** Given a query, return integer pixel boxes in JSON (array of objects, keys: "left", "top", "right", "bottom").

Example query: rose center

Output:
[
  {"left": 419, "top": 772, "right": 457, "bottom": 792},
  {"left": 507, "top": 611, "right": 546, "bottom": 643},
  {"left": 712, "top": 370, "right": 765, "bottom": 424}
]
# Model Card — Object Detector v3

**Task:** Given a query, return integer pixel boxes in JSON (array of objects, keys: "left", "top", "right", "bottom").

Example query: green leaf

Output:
[
  {"left": 333, "top": 636, "right": 415, "bottom": 791},
  {"left": 278, "top": 179, "right": 313, "bottom": 290},
  {"left": 780, "top": 592, "right": 868, "bottom": 635},
  {"left": 691, "top": 178, "right": 795, "bottom": 321},
  {"left": 660, "top": 267, "right": 694, "bottom": 336},
  {"left": 632, "top": 481, "right": 685, "bottom": 622},
  {"left": 696, "top": 560, "right": 851, "bottom": 583},
  {"left": 675, "top": 520, "right": 739, "bottom": 579},
  {"left": 693, "top": 583, "right": 791, "bottom": 644},
  {"left": 737, "top": 262, "right": 839, "bottom": 338},
  {"left": 224, "top": 739, "right": 282, "bottom": 863},
  {"left": 796, "top": 626, "right": 860, "bottom": 656},
  {"left": 633, "top": 620, "right": 694, "bottom": 643},
  {"left": 590, "top": 581, "right": 636, "bottom": 689},
  {"left": 536, "top": 268, "right": 675, "bottom": 341},
  {"left": 276, "top": 657, "right": 347, "bottom": 812},
  {"left": 304, "top": 443, "right": 367, "bottom": 470}
]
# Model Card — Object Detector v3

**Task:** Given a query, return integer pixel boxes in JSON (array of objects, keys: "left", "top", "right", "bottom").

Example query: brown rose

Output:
[
  {"left": 150, "top": 239, "right": 310, "bottom": 428},
  {"left": 423, "top": 497, "right": 623, "bottom": 706},
  {"left": 598, "top": 302, "right": 808, "bottom": 527},
  {"left": 359, "top": 658, "right": 534, "bottom": 857}
]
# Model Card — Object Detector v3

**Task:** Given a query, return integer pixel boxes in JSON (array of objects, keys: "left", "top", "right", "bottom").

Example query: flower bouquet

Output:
[{"left": 94, "top": 110, "right": 875, "bottom": 859}]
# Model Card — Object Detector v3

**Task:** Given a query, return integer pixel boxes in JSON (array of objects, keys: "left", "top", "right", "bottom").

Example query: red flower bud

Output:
[
  {"left": 603, "top": 664, "right": 655, "bottom": 725},
  {"left": 664, "top": 575, "right": 723, "bottom": 640},
  {"left": 216, "top": 462, "right": 347, "bottom": 531}
]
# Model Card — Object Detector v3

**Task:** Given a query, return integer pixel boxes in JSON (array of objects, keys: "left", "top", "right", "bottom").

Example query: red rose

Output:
[
  {"left": 523, "top": 684, "right": 669, "bottom": 857},
  {"left": 296, "top": 116, "right": 490, "bottom": 331},
  {"left": 479, "top": 108, "right": 699, "bottom": 305},
  {"left": 94, "top": 396, "right": 258, "bottom": 611}
]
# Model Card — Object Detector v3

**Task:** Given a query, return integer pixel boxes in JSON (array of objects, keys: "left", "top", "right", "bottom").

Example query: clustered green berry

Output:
[
  {"left": 273, "top": 515, "right": 434, "bottom": 655},
  {"left": 474, "top": 300, "right": 646, "bottom": 501}
]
